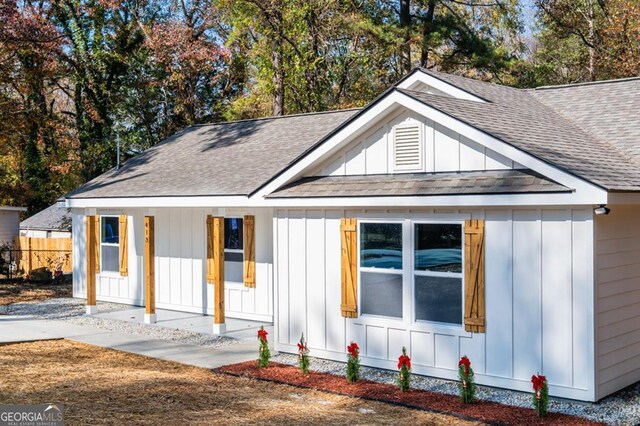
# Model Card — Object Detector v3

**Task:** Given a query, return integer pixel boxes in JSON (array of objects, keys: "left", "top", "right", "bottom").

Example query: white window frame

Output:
[
  {"left": 100, "top": 215, "right": 120, "bottom": 275},
  {"left": 411, "top": 221, "right": 465, "bottom": 327},
  {"left": 358, "top": 220, "right": 405, "bottom": 321},
  {"left": 357, "top": 219, "right": 465, "bottom": 329},
  {"left": 224, "top": 217, "right": 244, "bottom": 286}
]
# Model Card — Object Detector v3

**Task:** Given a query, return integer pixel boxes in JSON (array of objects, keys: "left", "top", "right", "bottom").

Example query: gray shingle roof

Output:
[
  {"left": 530, "top": 78, "right": 640, "bottom": 161},
  {"left": 268, "top": 170, "right": 569, "bottom": 198},
  {"left": 20, "top": 203, "right": 71, "bottom": 231},
  {"left": 399, "top": 85, "right": 640, "bottom": 191},
  {"left": 67, "top": 109, "right": 358, "bottom": 198}
]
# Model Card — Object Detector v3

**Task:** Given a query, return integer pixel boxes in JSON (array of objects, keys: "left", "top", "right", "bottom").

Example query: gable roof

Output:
[
  {"left": 65, "top": 68, "right": 640, "bottom": 201},
  {"left": 67, "top": 109, "right": 358, "bottom": 199},
  {"left": 20, "top": 203, "right": 71, "bottom": 232}
]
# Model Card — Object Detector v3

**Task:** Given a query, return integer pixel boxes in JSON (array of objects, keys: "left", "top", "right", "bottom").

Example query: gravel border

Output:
[
  {"left": 2, "top": 297, "right": 238, "bottom": 349},
  {"left": 273, "top": 353, "right": 640, "bottom": 425}
]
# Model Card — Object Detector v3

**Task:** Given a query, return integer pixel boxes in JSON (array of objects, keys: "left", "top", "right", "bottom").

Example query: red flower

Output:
[
  {"left": 257, "top": 328, "right": 268, "bottom": 342},
  {"left": 531, "top": 374, "right": 547, "bottom": 392},
  {"left": 347, "top": 342, "right": 359, "bottom": 358},
  {"left": 297, "top": 342, "right": 307, "bottom": 352},
  {"left": 459, "top": 356, "right": 471, "bottom": 375},
  {"left": 398, "top": 354, "right": 411, "bottom": 370}
]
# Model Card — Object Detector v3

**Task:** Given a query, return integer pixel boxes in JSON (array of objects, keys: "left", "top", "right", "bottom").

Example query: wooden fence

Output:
[{"left": 12, "top": 236, "right": 73, "bottom": 274}]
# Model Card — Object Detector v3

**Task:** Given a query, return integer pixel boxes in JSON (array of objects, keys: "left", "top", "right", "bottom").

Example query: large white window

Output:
[
  {"left": 359, "top": 220, "right": 464, "bottom": 326},
  {"left": 101, "top": 216, "right": 119, "bottom": 273},
  {"left": 224, "top": 218, "right": 243, "bottom": 284}
]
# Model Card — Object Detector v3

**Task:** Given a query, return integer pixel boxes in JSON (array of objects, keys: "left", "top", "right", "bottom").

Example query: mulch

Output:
[{"left": 217, "top": 361, "right": 603, "bottom": 426}]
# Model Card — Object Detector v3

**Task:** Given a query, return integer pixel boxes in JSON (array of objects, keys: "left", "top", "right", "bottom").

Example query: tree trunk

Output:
[
  {"left": 587, "top": 0, "right": 596, "bottom": 81},
  {"left": 400, "top": 0, "right": 412, "bottom": 74},
  {"left": 420, "top": 0, "right": 436, "bottom": 68},
  {"left": 271, "top": 6, "right": 285, "bottom": 116}
]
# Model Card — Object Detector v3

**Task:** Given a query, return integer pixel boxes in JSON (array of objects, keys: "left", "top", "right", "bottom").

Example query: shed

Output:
[{"left": 65, "top": 68, "right": 640, "bottom": 402}]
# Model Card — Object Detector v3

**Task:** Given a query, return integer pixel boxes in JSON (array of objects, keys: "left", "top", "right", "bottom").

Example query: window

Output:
[
  {"left": 414, "top": 224, "right": 463, "bottom": 324},
  {"left": 359, "top": 223, "right": 403, "bottom": 318},
  {"left": 101, "top": 216, "right": 119, "bottom": 273},
  {"left": 224, "top": 218, "right": 243, "bottom": 283},
  {"left": 358, "top": 220, "right": 464, "bottom": 326}
]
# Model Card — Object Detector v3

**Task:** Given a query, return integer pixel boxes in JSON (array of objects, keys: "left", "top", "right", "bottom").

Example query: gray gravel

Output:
[
  {"left": 2, "top": 297, "right": 237, "bottom": 348},
  {"left": 273, "top": 353, "right": 640, "bottom": 425}
]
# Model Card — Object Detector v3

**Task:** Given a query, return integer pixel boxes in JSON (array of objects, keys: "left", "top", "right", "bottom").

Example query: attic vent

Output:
[{"left": 393, "top": 124, "right": 423, "bottom": 171}]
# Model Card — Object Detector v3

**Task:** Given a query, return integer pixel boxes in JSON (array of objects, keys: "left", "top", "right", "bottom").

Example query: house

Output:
[
  {"left": 65, "top": 68, "right": 640, "bottom": 402},
  {"left": 0, "top": 206, "right": 26, "bottom": 246},
  {"left": 20, "top": 202, "right": 72, "bottom": 239}
]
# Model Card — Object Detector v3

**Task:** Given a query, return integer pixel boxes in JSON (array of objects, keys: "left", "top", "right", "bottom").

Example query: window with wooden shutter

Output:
[
  {"left": 393, "top": 124, "right": 423, "bottom": 171},
  {"left": 464, "top": 219, "right": 485, "bottom": 333},
  {"left": 119, "top": 215, "right": 128, "bottom": 277},
  {"left": 341, "top": 218, "right": 358, "bottom": 318},
  {"left": 243, "top": 215, "right": 255, "bottom": 287}
]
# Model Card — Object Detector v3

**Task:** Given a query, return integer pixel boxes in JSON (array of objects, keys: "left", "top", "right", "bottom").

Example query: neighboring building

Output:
[
  {"left": 20, "top": 203, "right": 72, "bottom": 239},
  {"left": 0, "top": 206, "right": 26, "bottom": 246},
  {"left": 66, "top": 68, "right": 640, "bottom": 402}
]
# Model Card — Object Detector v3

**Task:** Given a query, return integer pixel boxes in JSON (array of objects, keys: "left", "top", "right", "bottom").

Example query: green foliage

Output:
[
  {"left": 397, "top": 347, "right": 411, "bottom": 392},
  {"left": 346, "top": 342, "right": 360, "bottom": 383},
  {"left": 297, "top": 333, "right": 310, "bottom": 375},
  {"left": 458, "top": 356, "right": 476, "bottom": 404}
]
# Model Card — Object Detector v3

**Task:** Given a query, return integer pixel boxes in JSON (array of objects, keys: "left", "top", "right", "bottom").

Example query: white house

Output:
[
  {"left": 65, "top": 68, "right": 640, "bottom": 402},
  {"left": 0, "top": 206, "right": 26, "bottom": 245}
]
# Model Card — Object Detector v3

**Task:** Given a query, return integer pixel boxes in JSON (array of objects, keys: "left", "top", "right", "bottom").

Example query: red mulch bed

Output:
[{"left": 216, "top": 361, "right": 603, "bottom": 426}]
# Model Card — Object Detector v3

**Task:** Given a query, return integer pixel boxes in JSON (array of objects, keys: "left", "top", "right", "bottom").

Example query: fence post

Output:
[{"left": 27, "top": 237, "right": 32, "bottom": 274}]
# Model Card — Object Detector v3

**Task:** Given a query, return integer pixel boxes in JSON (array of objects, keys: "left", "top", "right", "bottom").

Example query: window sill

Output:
[
  {"left": 98, "top": 271, "right": 125, "bottom": 279},
  {"left": 226, "top": 281, "right": 250, "bottom": 291},
  {"left": 353, "top": 315, "right": 472, "bottom": 338}
]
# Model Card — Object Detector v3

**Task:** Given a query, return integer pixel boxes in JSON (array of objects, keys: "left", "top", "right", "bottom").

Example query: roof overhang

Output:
[{"left": 0, "top": 206, "right": 27, "bottom": 212}]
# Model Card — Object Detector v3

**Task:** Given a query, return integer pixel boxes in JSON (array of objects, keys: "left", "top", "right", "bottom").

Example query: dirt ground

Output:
[
  {"left": 0, "top": 279, "right": 71, "bottom": 306},
  {"left": 0, "top": 340, "right": 480, "bottom": 425}
]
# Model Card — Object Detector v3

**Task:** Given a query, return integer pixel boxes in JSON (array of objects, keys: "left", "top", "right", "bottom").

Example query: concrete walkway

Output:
[{"left": 0, "top": 316, "right": 260, "bottom": 369}]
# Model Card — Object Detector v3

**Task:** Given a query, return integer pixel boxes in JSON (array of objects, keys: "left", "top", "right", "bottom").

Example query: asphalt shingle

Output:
[{"left": 268, "top": 170, "right": 569, "bottom": 198}]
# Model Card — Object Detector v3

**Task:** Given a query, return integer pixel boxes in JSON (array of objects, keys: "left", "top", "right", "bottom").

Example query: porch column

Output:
[
  {"left": 144, "top": 216, "right": 156, "bottom": 324},
  {"left": 208, "top": 216, "right": 225, "bottom": 334},
  {"left": 85, "top": 215, "right": 97, "bottom": 315}
]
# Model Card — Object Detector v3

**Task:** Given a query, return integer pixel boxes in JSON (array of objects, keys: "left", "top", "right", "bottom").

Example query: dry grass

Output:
[
  {"left": 0, "top": 280, "right": 71, "bottom": 306},
  {"left": 0, "top": 340, "right": 480, "bottom": 425}
]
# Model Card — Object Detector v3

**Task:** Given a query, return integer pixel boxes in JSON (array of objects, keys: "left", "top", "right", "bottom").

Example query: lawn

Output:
[
  {"left": 0, "top": 279, "right": 71, "bottom": 306},
  {"left": 0, "top": 340, "right": 478, "bottom": 425}
]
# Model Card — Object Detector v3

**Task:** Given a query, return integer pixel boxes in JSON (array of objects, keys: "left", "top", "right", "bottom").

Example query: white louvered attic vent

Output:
[{"left": 393, "top": 124, "right": 423, "bottom": 171}]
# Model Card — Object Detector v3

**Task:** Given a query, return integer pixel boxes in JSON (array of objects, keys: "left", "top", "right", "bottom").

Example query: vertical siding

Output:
[
  {"left": 313, "top": 107, "right": 516, "bottom": 177},
  {"left": 596, "top": 204, "right": 640, "bottom": 399},
  {"left": 0, "top": 210, "right": 21, "bottom": 245},
  {"left": 73, "top": 207, "right": 273, "bottom": 322},
  {"left": 274, "top": 207, "right": 595, "bottom": 401}
]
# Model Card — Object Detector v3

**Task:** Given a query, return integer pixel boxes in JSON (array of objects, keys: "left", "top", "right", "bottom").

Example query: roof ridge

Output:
[
  {"left": 188, "top": 107, "right": 361, "bottom": 128},
  {"left": 535, "top": 76, "right": 640, "bottom": 90}
]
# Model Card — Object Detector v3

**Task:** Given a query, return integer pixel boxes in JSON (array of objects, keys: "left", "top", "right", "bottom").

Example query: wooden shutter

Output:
[
  {"left": 86, "top": 215, "right": 97, "bottom": 306},
  {"left": 340, "top": 218, "right": 358, "bottom": 318},
  {"left": 243, "top": 215, "right": 256, "bottom": 288},
  {"left": 119, "top": 215, "right": 128, "bottom": 277},
  {"left": 93, "top": 215, "right": 100, "bottom": 272},
  {"left": 206, "top": 216, "right": 215, "bottom": 284},
  {"left": 464, "top": 219, "right": 485, "bottom": 333}
]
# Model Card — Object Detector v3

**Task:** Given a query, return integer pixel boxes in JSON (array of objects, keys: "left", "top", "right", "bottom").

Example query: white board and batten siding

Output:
[
  {"left": 274, "top": 207, "right": 596, "bottom": 401},
  {"left": 313, "top": 108, "right": 522, "bottom": 177},
  {"left": 595, "top": 204, "right": 640, "bottom": 399},
  {"left": 72, "top": 207, "right": 273, "bottom": 322}
]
